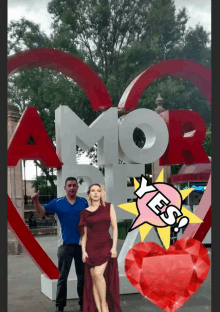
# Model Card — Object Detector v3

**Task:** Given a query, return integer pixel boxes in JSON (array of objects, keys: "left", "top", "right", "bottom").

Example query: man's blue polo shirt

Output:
[{"left": 44, "top": 196, "right": 88, "bottom": 247}]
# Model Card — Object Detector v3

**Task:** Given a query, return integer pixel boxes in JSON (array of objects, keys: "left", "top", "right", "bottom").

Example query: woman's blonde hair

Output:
[{"left": 87, "top": 183, "right": 106, "bottom": 206}]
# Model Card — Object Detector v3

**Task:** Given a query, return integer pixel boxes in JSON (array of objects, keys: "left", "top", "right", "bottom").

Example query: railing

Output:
[
  {"left": 24, "top": 195, "right": 57, "bottom": 228},
  {"left": 24, "top": 195, "right": 33, "bottom": 205},
  {"left": 24, "top": 195, "right": 56, "bottom": 205},
  {"left": 118, "top": 220, "right": 179, "bottom": 246}
]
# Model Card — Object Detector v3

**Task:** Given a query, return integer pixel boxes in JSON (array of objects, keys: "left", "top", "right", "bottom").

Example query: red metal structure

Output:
[
  {"left": 8, "top": 48, "right": 113, "bottom": 279},
  {"left": 8, "top": 49, "right": 211, "bottom": 279},
  {"left": 8, "top": 48, "right": 112, "bottom": 111},
  {"left": 118, "top": 59, "right": 211, "bottom": 111}
]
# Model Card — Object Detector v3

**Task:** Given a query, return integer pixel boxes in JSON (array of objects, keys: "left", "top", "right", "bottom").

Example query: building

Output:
[{"left": 7, "top": 91, "right": 24, "bottom": 254}]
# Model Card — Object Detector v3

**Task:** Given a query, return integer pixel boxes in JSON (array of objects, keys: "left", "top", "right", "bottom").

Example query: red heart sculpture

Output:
[
  {"left": 8, "top": 49, "right": 211, "bottom": 282},
  {"left": 125, "top": 239, "right": 210, "bottom": 312}
]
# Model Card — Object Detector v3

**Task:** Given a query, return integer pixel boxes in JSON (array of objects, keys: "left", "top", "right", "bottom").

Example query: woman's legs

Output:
[
  {"left": 93, "top": 261, "right": 109, "bottom": 312},
  {"left": 90, "top": 267, "right": 102, "bottom": 312}
]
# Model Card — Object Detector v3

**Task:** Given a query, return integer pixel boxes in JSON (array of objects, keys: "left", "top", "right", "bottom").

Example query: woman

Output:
[{"left": 78, "top": 184, "right": 122, "bottom": 312}]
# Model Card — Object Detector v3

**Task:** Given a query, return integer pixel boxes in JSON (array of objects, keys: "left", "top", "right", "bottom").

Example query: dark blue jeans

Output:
[{"left": 56, "top": 244, "right": 84, "bottom": 308}]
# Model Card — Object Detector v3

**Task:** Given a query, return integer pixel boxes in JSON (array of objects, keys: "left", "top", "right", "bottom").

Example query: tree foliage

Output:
[
  {"left": 47, "top": 0, "right": 191, "bottom": 106},
  {"left": 203, "top": 128, "right": 211, "bottom": 158},
  {"left": 32, "top": 171, "right": 57, "bottom": 196}
]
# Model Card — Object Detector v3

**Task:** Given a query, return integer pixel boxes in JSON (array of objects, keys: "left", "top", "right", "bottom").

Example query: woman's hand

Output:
[
  {"left": 82, "top": 251, "right": 88, "bottom": 263},
  {"left": 110, "top": 248, "right": 117, "bottom": 258}
]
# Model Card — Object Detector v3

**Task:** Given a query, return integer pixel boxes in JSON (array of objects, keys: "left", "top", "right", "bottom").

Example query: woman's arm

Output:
[
  {"left": 81, "top": 226, "right": 87, "bottom": 253},
  {"left": 110, "top": 204, "right": 118, "bottom": 256},
  {"left": 81, "top": 226, "right": 88, "bottom": 262}
]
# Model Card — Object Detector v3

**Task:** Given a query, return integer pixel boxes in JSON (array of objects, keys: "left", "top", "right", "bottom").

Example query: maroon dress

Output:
[{"left": 78, "top": 202, "right": 122, "bottom": 312}]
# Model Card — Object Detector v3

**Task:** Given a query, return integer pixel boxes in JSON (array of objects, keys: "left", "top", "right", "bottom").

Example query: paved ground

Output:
[{"left": 8, "top": 235, "right": 211, "bottom": 312}]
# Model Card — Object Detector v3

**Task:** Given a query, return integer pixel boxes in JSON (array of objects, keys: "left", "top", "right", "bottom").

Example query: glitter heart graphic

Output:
[{"left": 125, "top": 239, "right": 210, "bottom": 312}]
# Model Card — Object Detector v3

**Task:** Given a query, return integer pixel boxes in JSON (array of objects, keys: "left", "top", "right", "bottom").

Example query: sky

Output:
[
  {"left": 8, "top": 0, "right": 211, "bottom": 37},
  {"left": 8, "top": 0, "right": 211, "bottom": 180}
]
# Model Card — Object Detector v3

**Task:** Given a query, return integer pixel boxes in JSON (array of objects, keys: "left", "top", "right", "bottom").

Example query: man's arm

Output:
[{"left": 31, "top": 190, "right": 46, "bottom": 217}]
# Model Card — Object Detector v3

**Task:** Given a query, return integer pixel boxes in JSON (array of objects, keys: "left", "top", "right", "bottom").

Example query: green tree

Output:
[
  {"left": 8, "top": 19, "right": 51, "bottom": 56},
  {"left": 203, "top": 128, "right": 211, "bottom": 158},
  {"left": 32, "top": 172, "right": 57, "bottom": 196},
  {"left": 47, "top": 0, "right": 189, "bottom": 104},
  {"left": 8, "top": 0, "right": 211, "bottom": 183},
  {"left": 8, "top": 19, "right": 101, "bottom": 188}
]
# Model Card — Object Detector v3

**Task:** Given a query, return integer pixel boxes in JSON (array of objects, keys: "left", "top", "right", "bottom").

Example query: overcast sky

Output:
[
  {"left": 8, "top": 0, "right": 211, "bottom": 180},
  {"left": 8, "top": 0, "right": 211, "bottom": 37}
]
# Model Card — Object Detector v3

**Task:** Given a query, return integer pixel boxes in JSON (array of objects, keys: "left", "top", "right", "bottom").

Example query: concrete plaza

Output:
[{"left": 8, "top": 235, "right": 211, "bottom": 312}]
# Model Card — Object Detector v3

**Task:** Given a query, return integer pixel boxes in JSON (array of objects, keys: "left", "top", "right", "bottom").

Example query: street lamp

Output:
[
  {"left": 23, "top": 160, "right": 28, "bottom": 205},
  {"left": 35, "top": 161, "right": 38, "bottom": 190}
]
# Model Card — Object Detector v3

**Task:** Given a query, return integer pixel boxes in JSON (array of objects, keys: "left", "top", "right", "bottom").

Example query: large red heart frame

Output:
[
  {"left": 8, "top": 48, "right": 211, "bottom": 279},
  {"left": 125, "top": 239, "right": 210, "bottom": 312}
]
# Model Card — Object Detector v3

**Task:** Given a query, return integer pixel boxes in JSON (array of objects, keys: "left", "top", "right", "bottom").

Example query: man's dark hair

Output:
[{"left": 65, "top": 177, "right": 78, "bottom": 185}]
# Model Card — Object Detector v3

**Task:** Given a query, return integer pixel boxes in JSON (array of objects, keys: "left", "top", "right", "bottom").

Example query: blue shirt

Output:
[{"left": 44, "top": 196, "right": 88, "bottom": 247}]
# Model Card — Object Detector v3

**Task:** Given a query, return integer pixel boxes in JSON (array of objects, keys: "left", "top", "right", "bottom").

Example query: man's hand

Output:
[
  {"left": 31, "top": 190, "right": 45, "bottom": 217},
  {"left": 31, "top": 190, "right": 40, "bottom": 202}
]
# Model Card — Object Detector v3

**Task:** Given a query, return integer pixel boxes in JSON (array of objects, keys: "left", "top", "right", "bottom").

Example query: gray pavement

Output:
[{"left": 8, "top": 235, "right": 211, "bottom": 312}]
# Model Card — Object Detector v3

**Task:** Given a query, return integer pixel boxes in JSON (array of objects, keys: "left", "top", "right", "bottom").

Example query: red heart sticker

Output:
[{"left": 125, "top": 239, "right": 210, "bottom": 312}]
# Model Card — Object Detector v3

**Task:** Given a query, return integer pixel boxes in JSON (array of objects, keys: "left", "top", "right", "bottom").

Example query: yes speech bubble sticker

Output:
[
  {"left": 132, "top": 175, "right": 188, "bottom": 230},
  {"left": 118, "top": 169, "right": 203, "bottom": 250}
]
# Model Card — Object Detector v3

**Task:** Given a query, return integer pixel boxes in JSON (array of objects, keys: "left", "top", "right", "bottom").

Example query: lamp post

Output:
[
  {"left": 23, "top": 160, "right": 28, "bottom": 205},
  {"left": 35, "top": 161, "right": 38, "bottom": 191},
  {"left": 152, "top": 94, "right": 171, "bottom": 183}
]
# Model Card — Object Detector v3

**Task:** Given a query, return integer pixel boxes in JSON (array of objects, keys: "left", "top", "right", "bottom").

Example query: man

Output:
[{"left": 31, "top": 177, "right": 88, "bottom": 312}]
